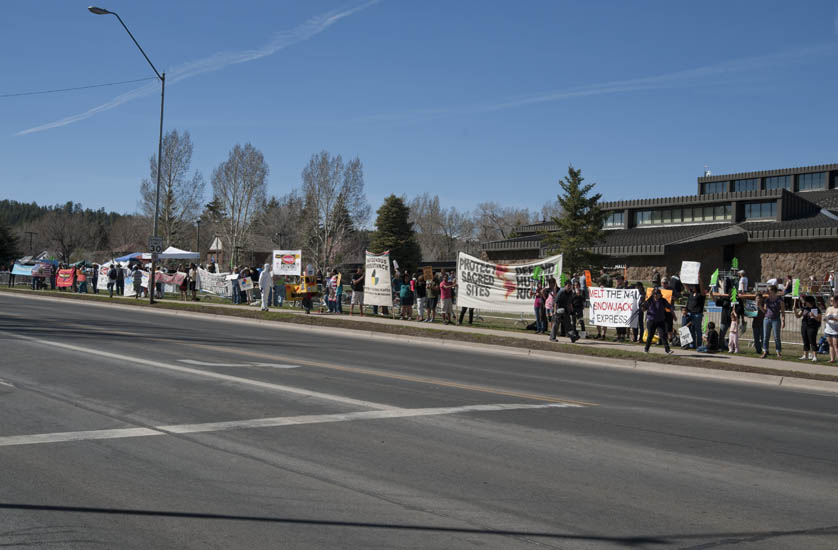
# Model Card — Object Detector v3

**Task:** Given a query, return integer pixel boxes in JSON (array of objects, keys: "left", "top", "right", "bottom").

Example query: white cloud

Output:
[{"left": 17, "top": 0, "right": 379, "bottom": 136}]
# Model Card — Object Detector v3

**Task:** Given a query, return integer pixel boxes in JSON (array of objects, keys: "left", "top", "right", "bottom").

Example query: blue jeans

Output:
[
  {"left": 272, "top": 284, "right": 284, "bottom": 307},
  {"left": 534, "top": 306, "right": 546, "bottom": 333},
  {"left": 763, "top": 318, "right": 782, "bottom": 354},
  {"left": 232, "top": 282, "right": 241, "bottom": 304},
  {"left": 690, "top": 313, "right": 703, "bottom": 348}
]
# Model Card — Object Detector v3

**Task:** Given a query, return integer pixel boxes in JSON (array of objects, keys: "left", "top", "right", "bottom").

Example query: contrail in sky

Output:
[{"left": 16, "top": 0, "right": 379, "bottom": 136}]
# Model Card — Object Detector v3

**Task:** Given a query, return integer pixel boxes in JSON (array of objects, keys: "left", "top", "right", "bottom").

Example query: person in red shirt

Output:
[{"left": 439, "top": 271, "right": 456, "bottom": 325}]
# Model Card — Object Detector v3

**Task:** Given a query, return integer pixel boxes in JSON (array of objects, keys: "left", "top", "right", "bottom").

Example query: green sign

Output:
[
  {"left": 792, "top": 279, "right": 800, "bottom": 298},
  {"left": 532, "top": 266, "right": 542, "bottom": 280},
  {"left": 560, "top": 273, "right": 568, "bottom": 285},
  {"left": 709, "top": 268, "right": 719, "bottom": 288},
  {"left": 731, "top": 257, "right": 739, "bottom": 270},
  {"left": 702, "top": 315, "right": 709, "bottom": 333},
  {"left": 730, "top": 288, "right": 738, "bottom": 304}
]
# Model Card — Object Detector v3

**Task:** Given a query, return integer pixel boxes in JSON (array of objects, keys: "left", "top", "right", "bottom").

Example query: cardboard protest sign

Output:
[
  {"left": 678, "top": 326, "right": 693, "bottom": 346},
  {"left": 272, "top": 250, "right": 302, "bottom": 276},
  {"left": 455, "top": 252, "right": 563, "bottom": 313},
  {"left": 709, "top": 269, "right": 719, "bottom": 288},
  {"left": 730, "top": 288, "right": 738, "bottom": 304},
  {"left": 731, "top": 257, "right": 739, "bottom": 270},
  {"left": 588, "top": 287, "right": 640, "bottom": 328},
  {"left": 239, "top": 277, "right": 254, "bottom": 291},
  {"left": 645, "top": 287, "right": 673, "bottom": 304},
  {"left": 365, "top": 251, "right": 393, "bottom": 307},
  {"left": 680, "top": 261, "right": 701, "bottom": 285},
  {"left": 423, "top": 266, "right": 433, "bottom": 281},
  {"left": 584, "top": 270, "right": 592, "bottom": 288}
]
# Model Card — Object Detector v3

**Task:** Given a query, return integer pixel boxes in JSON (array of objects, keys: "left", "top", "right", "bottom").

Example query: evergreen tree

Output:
[
  {"left": 369, "top": 195, "right": 422, "bottom": 272},
  {"left": 542, "top": 165, "right": 606, "bottom": 275},
  {"left": 0, "top": 224, "right": 20, "bottom": 265}
]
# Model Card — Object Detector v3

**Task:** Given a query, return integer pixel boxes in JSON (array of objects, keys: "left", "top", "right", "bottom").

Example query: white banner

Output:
[
  {"left": 364, "top": 251, "right": 392, "bottom": 307},
  {"left": 198, "top": 267, "right": 232, "bottom": 297},
  {"left": 588, "top": 287, "right": 640, "bottom": 328},
  {"left": 680, "top": 261, "right": 701, "bottom": 285},
  {"left": 455, "top": 252, "right": 563, "bottom": 313},
  {"left": 272, "top": 250, "right": 302, "bottom": 276}
]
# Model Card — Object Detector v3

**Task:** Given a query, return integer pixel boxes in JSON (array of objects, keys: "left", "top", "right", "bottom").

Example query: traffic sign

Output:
[{"left": 148, "top": 236, "right": 164, "bottom": 254}]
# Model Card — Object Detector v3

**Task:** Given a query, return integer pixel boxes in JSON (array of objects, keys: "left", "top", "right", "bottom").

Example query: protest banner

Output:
[
  {"left": 197, "top": 267, "right": 231, "bottom": 297},
  {"left": 239, "top": 277, "right": 254, "bottom": 292},
  {"left": 272, "top": 250, "right": 302, "bottom": 276},
  {"left": 56, "top": 268, "right": 75, "bottom": 288},
  {"left": 680, "top": 261, "right": 701, "bottom": 285},
  {"left": 423, "top": 266, "right": 433, "bottom": 281},
  {"left": 455, "top": 252, "right": 563, "bottom": 313},
  {"left": 364, "top": 251, "right": 393, "bottom": 307},
  {"left": 588, "top": 287, "right": 640, "bottom": 328}
]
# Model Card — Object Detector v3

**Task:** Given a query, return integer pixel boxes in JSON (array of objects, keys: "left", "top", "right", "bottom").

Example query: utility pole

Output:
[{"left": 24, "top": 231, "right": 36, "bottom": 254}]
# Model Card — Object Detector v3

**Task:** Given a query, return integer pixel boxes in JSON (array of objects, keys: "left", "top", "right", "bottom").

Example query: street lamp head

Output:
[{"left": 88, "top": 6, "right": 112, "bottom": 15}]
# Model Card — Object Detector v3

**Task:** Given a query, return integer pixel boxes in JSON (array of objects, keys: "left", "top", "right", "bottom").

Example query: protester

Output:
[
  {"left": 350, "top": 267, "right": 365, "bottom": 316},
  {"left": 335, "top": 270, "right": 344, "bottom": 314},
  {"left": 573, "top": 280, "right": 588, "bottom": 337},
  {"left": 115, "top": 263, "right": 125, "bottom": 296},
  {"left": 131, "top": 265, "right": 143, "bottom": 299},
  {"left": 415, "top": 274, "right": 426, "bottom": 321},
  {"left": 259, "top": 263, "right": 272, "bottom": 311},
  {"left": 326, "top": 269, "right": 339, "bottom": 313},
  {"left": 737, "top": 270, "right": 748, "bottom": 293},
  {"left": 189, "top": 263, "right": 198, "bottom": 301},
  {"left": 425, "top": 274, "right": 439, "bottom": 322},
  {"left": 106, "top": 264, "right": 117, "bottom": 298},
  {"left": 77, "top": 266, "right": 88, "bottom": 294},
  {"left": 272, "top": 271, "right": 285, "bottom": 308},
  {"left": 679, "top": 306, "right": 692, "bottom": 348},
  {"left": 794, "top": 295, "right": 822, "bottom": 361},
  {"left": 641, "top": 287, "right": 672, "bottom": 354},
  {"left": 686, "top": 278, "right": 706, "bottom": 349},
  {"left": 728, "top": 308, "right": 740, "bottom": 354},
  {"left": 631, "top": 281, "right": 644, "bottom": 342},
  {"left": 178, "top": 265, "right": 189, "bottom": 301},
  {"left": 399, "top": 272, "right": 414, "bottom": 320},
  {"left": 760, "top": 284, "right": 785, "bottom": 359},
  {"left": 91, "top": 264, "right": 99, "bottom": 294},
  {"left": 752, "top": 293, "right": 765, "bottom": 355},
  {"left": 231, "top": 266, "right": 242, "bottom": 305},
  {"left": 549, "top": 280, "right": 578, "bottom": 343},
  {"left": 533, "top": 282, "right": 546, "bottom": 334},
  {"left": 439, "top": 271, "right": 455, "bottom": 325},
  {"left": 698, "top": 322, "right": 720, "bottom": 353},
  {"left": 823, "top": 295, "right": 838, "bottom": 363}
]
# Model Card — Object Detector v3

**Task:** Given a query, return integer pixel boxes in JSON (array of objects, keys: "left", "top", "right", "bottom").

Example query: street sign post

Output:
[{"left": 148, "top": 236, "right": 164, "bottom": 255}]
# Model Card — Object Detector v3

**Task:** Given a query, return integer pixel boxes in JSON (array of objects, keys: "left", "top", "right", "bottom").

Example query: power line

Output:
[{"left": 0, "top": 77, "right": 158, "bottom": 99}]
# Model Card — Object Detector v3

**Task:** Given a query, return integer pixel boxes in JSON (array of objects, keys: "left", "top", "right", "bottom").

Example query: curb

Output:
[{"left": 4, "top": 290, "right": 838, "bottom": 395}]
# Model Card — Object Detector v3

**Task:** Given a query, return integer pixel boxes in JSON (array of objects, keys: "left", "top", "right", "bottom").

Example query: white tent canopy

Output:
[{"left": 159, "top": 246, "right": 200, "bottom": 260}]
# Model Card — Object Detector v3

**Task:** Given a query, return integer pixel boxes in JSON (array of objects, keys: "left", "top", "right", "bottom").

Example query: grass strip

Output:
[{"left": 3, "top": 287, "right": 838, "bottom": 384}]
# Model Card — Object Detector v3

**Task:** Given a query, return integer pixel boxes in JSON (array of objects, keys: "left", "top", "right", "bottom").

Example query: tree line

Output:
[{"left": 1, "top": 128, "right": 604, "bottom": 272}]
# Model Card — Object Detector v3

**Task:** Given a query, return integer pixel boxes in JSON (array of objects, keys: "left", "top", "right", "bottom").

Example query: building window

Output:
[
  {"left": 734, "top": 178, "right": 760, "bottom": 192},
  {"left": 604, "top": 211, "right": 624, "bottom": 228},
  {"left": 765, "top": 175, "right": 791, "bottom": 191},
  {"left": 798, "top": 172, "right": 826, "bottom": 191},
  {"left": 744, "top": 201, "right": 776, "bottom": 219},
  {"left": 634, "top": 205, "right": 730, "bottom": 226},
  {"left": 701, "top": 181, "right": 727, "bottom": 194},
  {"left": 635, "top": 210, "right": 652, "bottom": 225}
]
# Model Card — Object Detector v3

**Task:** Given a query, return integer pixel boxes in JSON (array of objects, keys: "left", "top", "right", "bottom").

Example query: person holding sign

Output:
[
  {"left": 641, "top": 288, "right": 673, "bottom": 354},
  {"left": 760, "top": 285, "right": 786, "bottom": 359},
  {"left": 794, "top": 295, "right": 821, "bottom": 361},
  {"left": 823, "top": 295, "right": 838, "bottom": 363},
  {"left": 549, "top": 280, "right": 579, "bottom": 343},
  {"left": 686, "top": 277, "right": 707, "bottom": 349}
]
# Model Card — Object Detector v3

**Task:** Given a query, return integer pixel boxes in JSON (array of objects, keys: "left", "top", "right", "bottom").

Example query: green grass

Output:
[{"left": 3, "top": 286, "right": 837, "bottom": 384}]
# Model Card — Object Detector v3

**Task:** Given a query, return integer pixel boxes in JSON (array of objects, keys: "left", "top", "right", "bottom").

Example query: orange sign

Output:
[{"left": 584, "top": 270, "right": 592, "bottom": 287}]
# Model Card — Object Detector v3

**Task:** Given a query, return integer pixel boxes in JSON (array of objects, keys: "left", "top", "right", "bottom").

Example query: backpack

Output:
[{"left": 818, "top": 336, "right": 829, "bottom": 354}]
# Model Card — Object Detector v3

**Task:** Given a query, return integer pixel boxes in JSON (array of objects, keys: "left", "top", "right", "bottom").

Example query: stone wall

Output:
[{"left": 758, "top": 240, "right": 838, "bottom": 282}]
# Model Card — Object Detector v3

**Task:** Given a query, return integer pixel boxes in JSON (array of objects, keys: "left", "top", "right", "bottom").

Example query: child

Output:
[
  {"left": 698, "top": 322, "right": 720, "bottom": 353},
  {"left": 728, "top": 309, "right": 740, "bottom": 353}
]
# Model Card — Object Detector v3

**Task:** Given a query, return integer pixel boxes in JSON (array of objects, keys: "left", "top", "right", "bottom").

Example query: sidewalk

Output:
[{"left": 166, "top": 296, "right": 838, "bottom": 379}]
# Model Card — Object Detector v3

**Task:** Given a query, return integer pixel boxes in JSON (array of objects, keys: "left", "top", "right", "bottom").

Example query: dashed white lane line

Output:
[
  {"left": 177, "top": 359, "right": 300, "bottom": 369},
  {"left": 5, "top": 331, "right": 393, "bottom": 411},
  {"left": 0, "top": 403, "right": 579, "bottom": 448}
]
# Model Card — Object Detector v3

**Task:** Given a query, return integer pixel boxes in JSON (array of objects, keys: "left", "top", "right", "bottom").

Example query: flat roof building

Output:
[{"left": 482, "top": 163, "right": 838, "bottom": 282}]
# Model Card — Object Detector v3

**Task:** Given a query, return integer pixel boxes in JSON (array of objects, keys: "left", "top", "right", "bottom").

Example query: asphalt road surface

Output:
[{"left": 1, "top": 293, "right": 836, "bottom": 549}]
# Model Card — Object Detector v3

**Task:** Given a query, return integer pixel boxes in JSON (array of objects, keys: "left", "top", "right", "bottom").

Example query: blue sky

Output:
[{"left": 2, "top": 1, "right": 838, "bottom": 220}]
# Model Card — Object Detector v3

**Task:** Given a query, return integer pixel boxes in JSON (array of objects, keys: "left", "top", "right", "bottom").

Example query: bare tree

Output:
[
  {"left": 35, "top": 205, "right": 96, "bottom": 263},
  {"left": 106, "top": 215, "right": 150, "bottom": 257},
  {"left": 408, "top": 194, "right": 473, "bottom": 260},
  {"left": 259, "top": 190, "right": 304, "bottom": 249},
  {"left": 299, "top": 151, "right": 370, "bottom": 270},
  {"left": 473, "top": 202, "right": 533, "bottom": 242},
  {"left": 140, "top": 130, "right": 205, "bottom": 248},
  {"left": 211, "top": 143, "right": 268, "bottom": 266}
]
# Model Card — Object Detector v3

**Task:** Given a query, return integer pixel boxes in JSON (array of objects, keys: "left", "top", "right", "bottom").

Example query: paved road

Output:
[{"left": 1, "top": 293, "right": 836, "bottom": 549}]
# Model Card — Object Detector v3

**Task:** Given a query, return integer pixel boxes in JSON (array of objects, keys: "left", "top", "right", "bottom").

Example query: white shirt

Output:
[{"left": 738, "top": 276, "right": 748, "bottom": 292}]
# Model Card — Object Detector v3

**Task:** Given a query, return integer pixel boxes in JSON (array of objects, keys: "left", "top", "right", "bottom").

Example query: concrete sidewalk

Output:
[{"left": 169, "top": 295, "right": 838, "bottom": 379}]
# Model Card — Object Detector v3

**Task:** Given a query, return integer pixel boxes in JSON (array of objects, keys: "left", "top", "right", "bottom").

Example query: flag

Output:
[
  {"left": 731, "top": 257, "right": 739, "bottom": 270},
  {"left": 709, "top": 269, "right": 719, "bottom": 288}
]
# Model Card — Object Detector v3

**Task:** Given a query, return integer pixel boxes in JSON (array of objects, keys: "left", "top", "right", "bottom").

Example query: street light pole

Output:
[{"left": 89, "top": 6, "right": 164, "bottom": 304}]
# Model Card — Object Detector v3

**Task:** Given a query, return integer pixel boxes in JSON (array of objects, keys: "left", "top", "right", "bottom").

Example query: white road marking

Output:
[
  {"left": 177, "top": 359, "right": 300, "bottom": 369},
  {"left": 0, "top": 403, "right": 578, "bottom": 448},
  {"left": 5, "top": 332, "right": 394, "bottom": 411}
]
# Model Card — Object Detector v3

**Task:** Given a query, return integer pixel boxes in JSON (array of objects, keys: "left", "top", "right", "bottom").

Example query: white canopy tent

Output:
[{"left": 158, "top": 246, "right": 200, "bottom": 260}]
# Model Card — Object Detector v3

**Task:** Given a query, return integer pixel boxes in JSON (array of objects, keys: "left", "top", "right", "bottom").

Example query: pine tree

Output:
[
  {"left": 542, "top": 166, "right": 606, "bottom": 275},
  {"left": 0, "top": 224, "right": 20, "bottom": 265},
  {"left": 369, "top": 195, "right": 422, "bottom": 272}
]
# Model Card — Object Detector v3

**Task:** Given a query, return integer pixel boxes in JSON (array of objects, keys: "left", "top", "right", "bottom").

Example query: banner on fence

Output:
[
  {"left": 680, "top": 261, "right": 701, "bottom": 285},
  {"left": 455, "top": 252, "right": 563, "bottom": 313},
  {"left": 197, "top": 267, "right": 231, "bottom": 297},
  {"left": 588, "top": 287, "right": 640, "bottom": 328},
  {"left": 56, "top": 268, "right": 75, "bottom": 288},
  {"left": 272, "top": 250, "right": 302, "bottom": 276},
  {"left": 364, "top": 251, "right": 393, "bottom": 307}
]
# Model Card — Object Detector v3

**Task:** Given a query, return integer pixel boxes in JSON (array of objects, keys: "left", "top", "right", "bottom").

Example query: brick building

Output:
[{"left": 482, "top": 163, "right": 838, "bottom": 282}]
